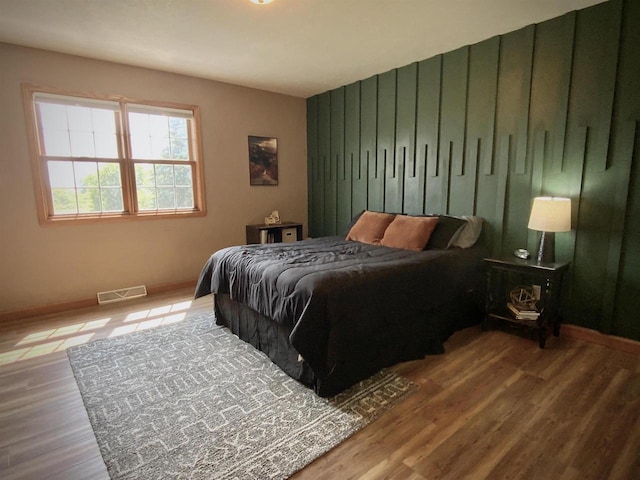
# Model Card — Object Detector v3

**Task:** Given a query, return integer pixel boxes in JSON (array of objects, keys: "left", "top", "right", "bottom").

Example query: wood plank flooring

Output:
[{"left": 0, "top": 289, "right": 638, "bottom": 479}]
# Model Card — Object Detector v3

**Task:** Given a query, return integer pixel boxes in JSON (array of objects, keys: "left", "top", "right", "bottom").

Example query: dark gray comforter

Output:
[{"left": 195, "top": 237, "right": 486, "bottom": 391}]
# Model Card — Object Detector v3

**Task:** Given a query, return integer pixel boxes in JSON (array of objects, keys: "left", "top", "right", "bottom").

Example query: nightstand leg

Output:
[
  {"left": 483, "top": 268, "right": 493, "bottom": 332},
  {"left": 539, "top": 327, "right": 547, "bottom": 348},
  {"left": 553, "top": 321, "right": 561, "bottom": 337},
  {"left": 537, "top": 313, "right": 547, "bottom": 348}
]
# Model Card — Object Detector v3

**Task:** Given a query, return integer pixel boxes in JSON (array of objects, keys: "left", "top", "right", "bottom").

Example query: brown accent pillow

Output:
[
  {"left": 346, "top": 210, "right": 396, "bottom": 245},
  {"left": 380, "top": 215, "right": 439, "bottom": 251}
]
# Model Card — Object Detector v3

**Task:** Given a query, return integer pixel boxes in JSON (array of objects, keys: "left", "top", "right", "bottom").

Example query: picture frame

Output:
[{"left": 248, "top": 135, "right": 278, "bottom": 185}]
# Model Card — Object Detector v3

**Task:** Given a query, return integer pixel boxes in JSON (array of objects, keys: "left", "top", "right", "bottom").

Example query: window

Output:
[{"left": 23, "top": 86, "right": 206, "bottom": 223}]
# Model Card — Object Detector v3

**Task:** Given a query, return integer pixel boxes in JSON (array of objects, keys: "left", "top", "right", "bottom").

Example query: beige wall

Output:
[{"left": 0, "top": 42, "right": 308, "bottom": 313}]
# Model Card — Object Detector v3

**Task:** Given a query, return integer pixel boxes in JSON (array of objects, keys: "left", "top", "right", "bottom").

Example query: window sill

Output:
[{"left": 40, "top": 208, "right": 206, "bottom": 226}]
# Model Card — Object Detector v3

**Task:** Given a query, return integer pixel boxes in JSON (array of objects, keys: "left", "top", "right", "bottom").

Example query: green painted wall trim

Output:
[{"left": 306, "top": 0, "right": 640, "bottom": 341}]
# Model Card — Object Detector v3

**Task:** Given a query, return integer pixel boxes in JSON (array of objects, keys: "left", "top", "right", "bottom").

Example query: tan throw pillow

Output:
[
  {"left": 380, "top": 215, "right": 439, "bottom": 251},
  {"left": 346, "top": 210, "right": 396, "bottom": 245}
]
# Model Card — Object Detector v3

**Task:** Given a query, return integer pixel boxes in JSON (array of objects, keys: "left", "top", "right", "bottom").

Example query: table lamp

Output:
[{"left": 527, "top": 197, "right": 571, "bottom": 264}]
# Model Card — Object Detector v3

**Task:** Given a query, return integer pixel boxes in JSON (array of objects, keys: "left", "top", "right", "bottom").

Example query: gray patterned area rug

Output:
[{"left": 67, "top": 312, "right": 415, "bottom": 479}]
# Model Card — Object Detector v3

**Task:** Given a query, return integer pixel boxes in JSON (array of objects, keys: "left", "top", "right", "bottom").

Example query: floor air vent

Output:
[{"left": 97, "top": 285, "right": 147, "bottom": 305}]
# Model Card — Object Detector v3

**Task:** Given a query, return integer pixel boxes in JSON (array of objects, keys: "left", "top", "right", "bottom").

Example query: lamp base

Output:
[{"left": 536, "top": 231, "right": 555, "bottom": 264}]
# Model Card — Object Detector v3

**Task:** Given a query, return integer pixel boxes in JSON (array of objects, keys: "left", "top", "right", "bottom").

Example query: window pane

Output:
[
  {"left": 157, "top": 187, "right": 176, "bottom": 209},
  {"left": 137, "top": 187, "right": 157, "bottom": 210},
  {"left": 69, "top": 131, "right": 95, "bottom": 157},
  {"left": 155, "top": 164, "right": 174, "bottom": 186},
  {"left": 128, "top": 112, "right": 149, "bottom": 137},
  {"left": 176, "top": 187, "right": 194, "bottom": 208},
  {"left": 129, "top": 112, "right": 151, "bottom": 159},
  {"left": 174, "top": 165, "right": 192, "bottom": 186},
  {"left": 130, "top": 133, "right": 151, "bottom": 159},
  {"left": 101, "top": 187, "right": 124, "bottom": 212},
  {"left": 98, "top": 162, "right": 121, "bottom": 187},
  {"left": 130, "top": 113, "right": 153, "bottom": 160},
  {"left": 135, "top": 163, "right": 155, "bottom": 186},
  {"left": 39, "top": 103, "right": 68, "bottom": 129},
  {"left": 39, "top": 103, "right": 71, "bottom": 156},
  {"left": 77, "top": 187, "right": 101, "bottom": 213},
  {"left": 151, "top": 136, "right": 171, "bottom": 159},
  {"left": 129, "top": 111, "right": 190, "bottom": 161},
  {"left": 47, "top": 161, "right": 124, "bottom": 214},
  {"left": 41, "top": 129, "right": 71, "bottom": 156},
  {"left": 169, "top": 117, "right": 187, "bottom": 138},
  {"left": 134, "top": 164, "right": 194, "bottom": 211},
  {"left": 74, "top": 161, "right": 98, "bottom": 187},
  {"left": 149, "top": 114, "right": 168, "bottom": 135},
  {"left": 170, "top": 139, "right": 188, "bottom": 160},
  {"left": 67, "top": 106, "right": 92, "bottom": 132},
  {"left": 38, "top": 102, "right": 118, "bottom": 159},
  {"left": 92, "top": 109, "right": 116, "bottom": 134},
  {"left": 94, "top": 133, "right": 118, "bottom": 158},
  {"left": 51, "top": 188, "right": 78, "bottom": 214},
  {"left": 169, "top": 117, "right": 188, "bottom": 161},
  {"left": 48, "top": 161, "right": 75, "bottom": 188}
]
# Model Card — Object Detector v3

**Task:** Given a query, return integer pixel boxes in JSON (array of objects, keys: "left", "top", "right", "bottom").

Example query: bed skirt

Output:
[{"left": 213, "top": 291, "right": 483, "bottom": 397}]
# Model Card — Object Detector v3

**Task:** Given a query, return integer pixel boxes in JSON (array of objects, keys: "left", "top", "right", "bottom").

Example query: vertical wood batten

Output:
[
  {"left": 326, "top": 88, "right": 344, "bottom": 236},
  {"left": 527, "top": 131, "right": 547, "bottom": 253},
  {"left": 459, "top": 37, "right": 499, "bottom": 216},
  {"left": 378, "top": 70, "right": 397, "bottom": 212},
  {"left": 515, "top": 25, "right": 535, "bottom": 175},
  {"left": 318, "top": 92, "right": 330, "bottom": 236},
  {"left": 596, "top": 0, "right": 623, "bottom": 172},
  {"left": 602, "top": 120, "right": 637, "bottom": 333},
  {"left": 419, "top": 55, "right": 443, "bottom": 214},
  {"left": 397, "top": 63, "right": 418, "bottom": 214},
  {"left": 361, "top": 76, "right": 379, "bottom": 213},
  {"left": 385, "top": 65, "right": 415, "bottom": 214},
  {"left": 495, "top": 134, "right": 511, "bottom": 257},
  {"left": 550, "top": 11, "right": 576, "bottom": 173},
  {"left": 440, "top": 46, "right": 469, "bottom": 216},
  {"left": 306, "top": 96, "right": 318, "bottom": 236},
  {"left": 569, "top": 126, "right": 589, "bottom": 267},
  {"left": 340, "top": 83, "right": 359, "bottom": 231}
]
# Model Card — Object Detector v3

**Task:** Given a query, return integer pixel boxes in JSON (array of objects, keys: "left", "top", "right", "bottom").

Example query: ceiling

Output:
[{"left": 0, "top": 0, "right": 605, "bottom": 98}]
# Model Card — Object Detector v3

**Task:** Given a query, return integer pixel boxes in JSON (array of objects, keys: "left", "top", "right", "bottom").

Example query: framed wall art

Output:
[{"left": 248, "top": 135, "right": 278, "bottom": 185}]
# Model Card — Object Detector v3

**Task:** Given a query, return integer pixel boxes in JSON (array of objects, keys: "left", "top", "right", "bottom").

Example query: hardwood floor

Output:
[{"left": 0, "top": 289, "right": 638, "bottom": 479}]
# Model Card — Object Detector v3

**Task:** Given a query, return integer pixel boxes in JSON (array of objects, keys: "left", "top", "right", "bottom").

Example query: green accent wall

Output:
[{"left": 306, "top": 0, "right": 640, "bottom": 341}]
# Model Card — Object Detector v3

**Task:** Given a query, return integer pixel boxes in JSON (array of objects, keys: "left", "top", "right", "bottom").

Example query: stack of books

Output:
[{"left": 507, "top": 302, "right": 539, "bottom": 321}]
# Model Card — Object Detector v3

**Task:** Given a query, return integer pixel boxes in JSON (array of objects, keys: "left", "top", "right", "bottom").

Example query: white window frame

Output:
[{"left": 22, "top": 84, "right": 206, "bottom": 224}]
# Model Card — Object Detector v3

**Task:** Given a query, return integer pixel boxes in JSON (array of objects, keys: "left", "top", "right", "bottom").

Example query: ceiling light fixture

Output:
[{"left": 251, "top": 0, "right": 274, "bottom": 4}]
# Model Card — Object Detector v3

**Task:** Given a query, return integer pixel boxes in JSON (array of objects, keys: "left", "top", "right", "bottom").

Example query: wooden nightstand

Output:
[
  {"left": 245, "top": 222, "right": 303, "bottom": 244},
  {"left": 483, "top": 257, "right": 570, "bottom": 348}
]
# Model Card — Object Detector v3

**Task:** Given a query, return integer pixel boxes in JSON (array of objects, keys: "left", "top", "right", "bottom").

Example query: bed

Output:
[{"left": 194, "top": 212, "right": 487, "bottom": 397}]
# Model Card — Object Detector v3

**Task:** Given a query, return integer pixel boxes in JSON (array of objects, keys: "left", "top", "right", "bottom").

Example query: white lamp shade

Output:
[{"left": 527, "top": 197, "right": 571, "bottom": 232}]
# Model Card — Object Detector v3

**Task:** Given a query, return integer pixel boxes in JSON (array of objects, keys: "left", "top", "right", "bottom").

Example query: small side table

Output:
[
  {"left": 484, "top": 257, "right": 570, "bottom": 348},
  {"left": 245, "top": 222, "right": 303, "bottom": 244}
]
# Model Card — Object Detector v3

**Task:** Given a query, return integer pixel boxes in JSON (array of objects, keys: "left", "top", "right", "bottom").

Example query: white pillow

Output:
[{"left": 448, "top": 216, "right": 483, "bottom": 248}]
